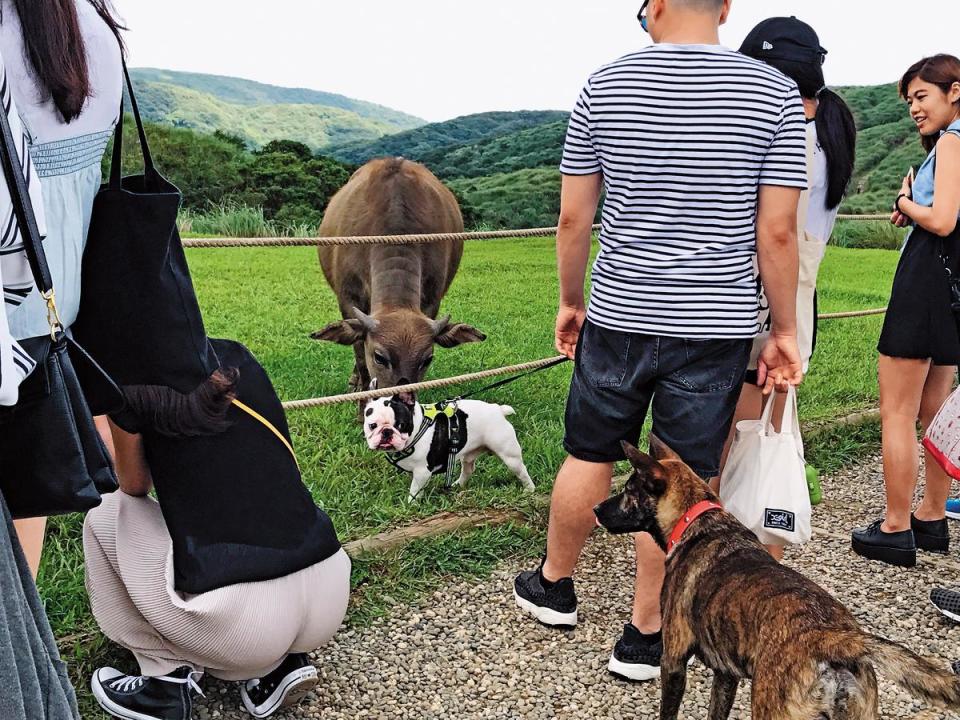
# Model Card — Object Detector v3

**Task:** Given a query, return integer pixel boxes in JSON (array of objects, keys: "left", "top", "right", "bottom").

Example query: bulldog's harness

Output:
[{"left": 386, "top": 400, "right": 469, "bottom": 488}]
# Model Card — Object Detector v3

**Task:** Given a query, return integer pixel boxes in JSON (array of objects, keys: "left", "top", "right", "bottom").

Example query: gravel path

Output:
[{"left": 197, "top": 455, "right": 960, "bottom": 719}]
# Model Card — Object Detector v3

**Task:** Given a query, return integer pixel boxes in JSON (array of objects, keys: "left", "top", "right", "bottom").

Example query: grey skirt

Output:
[{"left": 0, "top": 493, "right": 79, "bottom": 719}]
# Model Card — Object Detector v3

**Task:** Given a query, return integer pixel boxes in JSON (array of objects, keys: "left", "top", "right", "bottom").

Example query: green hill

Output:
[
  {"left": 128, "top": 68, "right": 425, "bottom": 150},
  {"left": 837, "top": 83, "right": 927, "bottom": 214},
  {"left": 437, "top": 84, "right": 929, "bottom": 224},
  {"left": 122, "top": 72, "right": 932, "bottom": 231},
  {"left": 421, "top": 120, "right": 567, "bottom": 180},
  {"left": 326, "top": 110, "right": 568, "bottom": 165}
]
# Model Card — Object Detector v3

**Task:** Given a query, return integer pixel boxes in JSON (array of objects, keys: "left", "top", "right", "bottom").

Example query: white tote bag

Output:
[{"left": 721, "top": 385, "right": 812, "bottom": 546}]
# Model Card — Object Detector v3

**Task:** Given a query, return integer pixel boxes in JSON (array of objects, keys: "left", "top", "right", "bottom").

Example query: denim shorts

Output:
[{"left": 563, "top": 319, "right": 751, "bottom": 478}]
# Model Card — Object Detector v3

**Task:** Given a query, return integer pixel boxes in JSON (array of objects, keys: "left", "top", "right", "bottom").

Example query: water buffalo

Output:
[{"left": 312, "top": 158, "right": 485, "bottom": 397}]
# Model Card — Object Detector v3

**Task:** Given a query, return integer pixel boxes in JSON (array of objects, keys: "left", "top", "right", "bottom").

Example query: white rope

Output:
[
  {"left": 817, "top": 307, "right": 887, "bottom": 320},
  {"left": 182, "top": 225, "right": 601, "bottom": 249},
  {"left": 282, "top": 356, "right": 568, "bottom": 410}
]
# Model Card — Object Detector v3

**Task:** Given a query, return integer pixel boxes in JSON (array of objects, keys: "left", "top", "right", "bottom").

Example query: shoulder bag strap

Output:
[
  {"left": 231, "top": 398, "right": 300, "bottom": 470},
  {"left": 109, "top": 59, "right": 157, "bottom": 190},
  {"left": 0, "top": 87, "right": 61, "bottom": 337}
]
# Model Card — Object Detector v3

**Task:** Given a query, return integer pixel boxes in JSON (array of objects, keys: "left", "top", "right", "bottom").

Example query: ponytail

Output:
[{"left": 814, "top": 88, "right": 857, "bottom": 209}]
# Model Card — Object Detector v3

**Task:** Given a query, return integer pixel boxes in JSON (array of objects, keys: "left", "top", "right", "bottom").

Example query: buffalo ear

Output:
[
  {"left": 620, "top": 441, "right": 668, "bottom": 496},
  {"left": 310, "top": 319, "right": 366, "bottom": 345},
  {"left": 648, "top": 434, "right": 682, "bottom": 463},
  {"left": 434, "top": 321, "right": 486, "bottom": 348}
]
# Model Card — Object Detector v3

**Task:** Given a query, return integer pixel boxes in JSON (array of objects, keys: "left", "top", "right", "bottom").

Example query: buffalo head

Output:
[{"left": 312, "top": 307, "right": 485, "bottom": 398}]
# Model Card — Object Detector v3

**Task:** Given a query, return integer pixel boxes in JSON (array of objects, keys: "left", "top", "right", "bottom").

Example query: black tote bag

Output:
[
  {"left": 0, "top": 90, "right": 120, "bottom": 519},
  {"left": 72, "top": 62, "right": 218, "bottom": 394}
]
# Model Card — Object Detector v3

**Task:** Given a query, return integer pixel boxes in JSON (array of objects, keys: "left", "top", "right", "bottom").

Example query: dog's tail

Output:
[
  {"left": 499, "top": 405, "right": 515, "bottom": 417},
  {"left": 864, "top": 634, "right": 960, "bottom": 707}
]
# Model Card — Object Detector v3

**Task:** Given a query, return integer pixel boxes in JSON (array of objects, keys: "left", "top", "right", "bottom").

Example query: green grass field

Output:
[{"left": 37, "top": 240, "right": 899, "bottom": 715}]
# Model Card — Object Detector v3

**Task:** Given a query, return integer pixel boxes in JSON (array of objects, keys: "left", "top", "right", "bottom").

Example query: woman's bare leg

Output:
[{"left": 878, "top": 355, "right": 931, "bottom": 531}]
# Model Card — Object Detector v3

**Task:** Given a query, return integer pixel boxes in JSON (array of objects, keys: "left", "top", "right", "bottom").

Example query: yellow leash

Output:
[{"left": 231, "top": 398, "right": 300, "bottom": 470}]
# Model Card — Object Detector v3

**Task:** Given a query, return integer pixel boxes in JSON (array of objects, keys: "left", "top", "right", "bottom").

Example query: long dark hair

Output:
[
  {"left": 1, "top": 0, "right": 125, "bottom": 123},
  {"left": 899, "top": 54, "right": 960, "bottom": 153},
  {"left": 760, "top": 57, "right": 857, "bottom": 210},
  {"left": 122, "top": 369, "right": 239, "bottom": 438}
]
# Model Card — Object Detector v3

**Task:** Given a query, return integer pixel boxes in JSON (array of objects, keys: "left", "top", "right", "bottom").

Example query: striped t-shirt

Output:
[{"left": 561, "top": 44, "right": 808, "bottom": 339}]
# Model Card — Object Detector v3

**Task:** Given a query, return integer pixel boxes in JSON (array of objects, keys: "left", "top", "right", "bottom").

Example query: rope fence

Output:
[
  {"left": 284, "top": 303, "right": 890, "bottom": 409},
  {"left": 183, "top": 215, "right": 892, "bottom": 249},
  {"left": 182, "top": 225, "right": 601, "bottom": 249},
  {"left": 180, "top": 215, "right": 891, "bottom": 409},
  {"left": 281, "top": 356, "right": 568, "bottom": 410}
]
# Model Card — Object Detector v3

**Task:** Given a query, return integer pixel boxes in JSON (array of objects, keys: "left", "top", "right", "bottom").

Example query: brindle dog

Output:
[{"left": 594, "top": 437, "right": 960, "bottom": 720}]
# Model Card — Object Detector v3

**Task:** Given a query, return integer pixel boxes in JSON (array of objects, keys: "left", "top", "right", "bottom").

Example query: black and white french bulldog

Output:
[{"left": 363, "top": 394, "right": 535, "bottom": 501}]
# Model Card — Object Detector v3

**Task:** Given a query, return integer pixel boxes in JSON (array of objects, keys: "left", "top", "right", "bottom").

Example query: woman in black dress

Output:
[{"left": 852, "top": 54, "right": 960, "bottom": 567}]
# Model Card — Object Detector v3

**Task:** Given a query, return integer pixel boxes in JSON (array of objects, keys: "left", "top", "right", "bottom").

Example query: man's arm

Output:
[
  {"left": 756, "top": 184, "right": 803, "bottom": 393},
  {"left": 555, "top": 172, "right": 602, "bottom": 359}
]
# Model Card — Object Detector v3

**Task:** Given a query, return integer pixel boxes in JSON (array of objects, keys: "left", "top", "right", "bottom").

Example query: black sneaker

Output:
[
  {"left": 608, "top": 623, "right": 663, "bottom": 682},
  {"left": 931, "top": 588, "right": 960, "bottom": 623},
  {"left": 513, "top": 562, "right": 578, "bottom": 627},
  {"left": 91, "top": 666, "right": 201, "bottom": 720},
  {"left": 851, "top": 520, "right": 916, "bottom": 567},
  {"left": 912, "top": 514, "right": 949, "bottom": 554},
  {"left": 240, "top": 653, "right": 318, "bottom": 718}
]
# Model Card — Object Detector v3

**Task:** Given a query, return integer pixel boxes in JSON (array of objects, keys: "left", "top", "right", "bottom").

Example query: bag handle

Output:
[
  {"left": 109, "top": 59, "right": 156, "bottom": 190},
  {"left": 759, "top": 385, "right": 800, "bottom": 438},
  {"left": 231, "top": 398, "right": 300, "bottom": 470},
  {"left": 0, "top": 78, "right": 62, "bottom": 339}
]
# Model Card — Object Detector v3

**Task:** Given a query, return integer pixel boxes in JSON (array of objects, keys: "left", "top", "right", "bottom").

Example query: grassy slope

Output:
[
  {"left": 131, "top": 68, "right": 425, "bottom": 130},
  {"left": 134, "top": 81, "right": 407, "bottom": 150},
  {"left": 40, "top": 241, "right": 896, "bottom": 716}
]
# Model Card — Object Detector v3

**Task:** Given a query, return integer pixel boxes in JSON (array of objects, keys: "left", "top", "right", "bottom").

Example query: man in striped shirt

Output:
[{"left": 515, "top": 0, "right": 807, "bottom": 682}]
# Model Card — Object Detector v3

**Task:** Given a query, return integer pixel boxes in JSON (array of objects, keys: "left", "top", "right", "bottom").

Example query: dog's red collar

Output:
[{"left": 666, "top": 500, "right": 723, "bottom": 555}]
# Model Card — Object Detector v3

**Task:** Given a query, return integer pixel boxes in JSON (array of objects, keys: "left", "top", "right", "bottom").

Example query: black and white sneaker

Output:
[
  {"left": 240, "top": 653, "right": 318, "bottom": 718},
  {"left": 513, "top": 562, "right": 578, "bottom": 627},
  {"left": 91, "top": 666, "right": 202, "bottom": 720},
  {"left": 608, "top": 623, "right": 663, "bottom": 682},
  {"left": 931, "top": 588, "right": 960, "bottom": 623}
]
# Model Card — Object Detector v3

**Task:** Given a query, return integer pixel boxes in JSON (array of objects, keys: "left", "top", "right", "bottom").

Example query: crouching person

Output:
[{"left": 83, "top": 338, "right": 350, "bottom": 720}]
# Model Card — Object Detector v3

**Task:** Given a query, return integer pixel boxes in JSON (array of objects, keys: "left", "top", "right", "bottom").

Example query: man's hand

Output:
[
  {"left": 556, "top": 304, "right": 586, "bottom": 360},
  {"left": 757, "top": 333, "right": 804, "bottom": 395}
]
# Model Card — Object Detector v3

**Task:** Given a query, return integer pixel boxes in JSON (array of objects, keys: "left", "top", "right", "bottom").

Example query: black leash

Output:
[{"left": 454, "top": 356, "right": 569, "bottom": 401}]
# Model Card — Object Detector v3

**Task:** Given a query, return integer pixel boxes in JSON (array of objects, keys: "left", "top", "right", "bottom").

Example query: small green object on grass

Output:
[{"left": 806, "top": 464, "right": 823, "bottom": 506}]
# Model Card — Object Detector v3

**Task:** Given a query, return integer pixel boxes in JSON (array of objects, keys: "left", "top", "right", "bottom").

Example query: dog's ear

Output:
[
  {"left": 621, "top": 441, "right": 668, "bottom": 495},
  {"left": 648, "top": 434, "right": 682, "bottom": 463}
]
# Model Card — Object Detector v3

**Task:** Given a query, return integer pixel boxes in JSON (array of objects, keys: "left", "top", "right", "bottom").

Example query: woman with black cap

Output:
[
  {"left": 82, "top": 337, "right": 351, "bottom": 720},
  {"left": 717, "top": 16, "right": 857, "bottom": 559}
]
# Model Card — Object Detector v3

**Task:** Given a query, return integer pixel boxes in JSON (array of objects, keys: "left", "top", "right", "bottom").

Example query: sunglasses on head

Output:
[{"left": 637, "top": 0, "right": 650, "bottom": 33}]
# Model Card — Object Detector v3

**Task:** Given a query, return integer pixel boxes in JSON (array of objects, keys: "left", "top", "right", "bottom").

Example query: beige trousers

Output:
[{"left": 83, "top": 491, "right": 350, "bottom": 680}]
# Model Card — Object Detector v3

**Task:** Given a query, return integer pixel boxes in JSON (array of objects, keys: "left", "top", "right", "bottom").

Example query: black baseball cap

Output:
[{"left": 739, "top": 16, "right": 827, "bottom": 66}]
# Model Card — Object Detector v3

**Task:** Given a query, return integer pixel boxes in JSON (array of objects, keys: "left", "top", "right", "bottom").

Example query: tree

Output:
[{"left": 258, "top": 139, "right": 313, "bottom": 161}]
